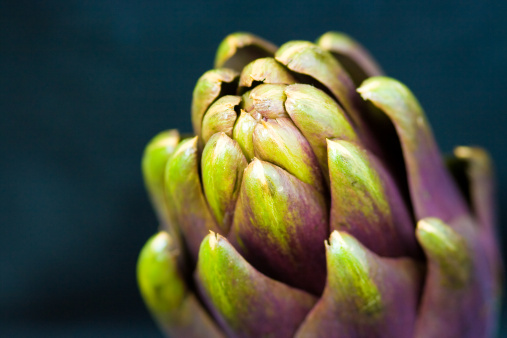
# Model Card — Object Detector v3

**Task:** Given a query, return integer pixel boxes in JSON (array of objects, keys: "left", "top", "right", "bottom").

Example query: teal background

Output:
[{"left": 1, "top": 0, "right": 506, "bottom": 336}]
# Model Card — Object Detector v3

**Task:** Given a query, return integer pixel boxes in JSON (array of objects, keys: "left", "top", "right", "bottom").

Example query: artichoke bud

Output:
[
  {"left": 215, "top": 32, "right": 278, "bottom": 71},
  {"left": 139, "top": 31, "right": 501, "bottom": 338},
  {"left": 201, "top": 95, "right": 241, "bottom": 144},
  {"left": 202, "top": 133, "right": 247, "bottom": 234},
  {"left": 238, "top": 57, "right": 296, "bottom": 93},
  {"left": 141, "top": 129, "right": 180, "bottom": 227},
  {"left": 196, "top": 232, "right": 317, "bottom": 338},
  {"left": 232, "top": 110, "right": 257, "bottom": 161},
  {"left": 192, "top": 68, "right": 238, "bottom": 139}
]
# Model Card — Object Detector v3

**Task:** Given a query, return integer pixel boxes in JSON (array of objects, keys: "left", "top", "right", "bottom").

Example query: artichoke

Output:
[{"left": 137, "top": 32, "right": 502, "bottom": 338}]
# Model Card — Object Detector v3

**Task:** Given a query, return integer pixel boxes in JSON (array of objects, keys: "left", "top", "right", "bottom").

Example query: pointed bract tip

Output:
[
  {"left": 173, "top": 136, "right": 198, "bottom": 158},
  {"left": 245, "top": 157, "right": 266, "bottom": 180},
  {"left": 327, "top": 230, "right": 347, "bottom": 250},
  {"left": 142, "top": 129, "right": 180, "bottom": 188},
  {"left": 454, "top": 146, "right": 492, "bottom": 169},
  {"left": 416, "top": 218, "right": 464, "bottom": 253},
  {"left": 276, "top": 40, "right": 315, "bottom": 57},
  {"left": 327, "top": 230, "right": 366, "bottom": 258},
  {"left": 239, "top": 57, "right": 295, "bottom": 90},
  {"left": 357, "top": 76, "right": 419, "bottom": 113},
  {"left": 317, "top": 31, "right": 384, "bottom": 84},
  {"left": 191, "top": 68, "right": 238, "bottom": 138},
  {"left": 215, "top": 32, "right": 277, "bottom": 71},
  {"left": 416, "top": 217, "right": 472, "bottom": 287},
  {"left": 143, "top": 129, "right": 180, "bottom": 153},
  {"left": 201, "top": 95, "right": 241, "bottom": 144},
  {"left": 249, "top": 83, "right": 288, "bottom": 119},
  {"left": 208, "top": 231, "right": 218, "bottom": 250},
  {"left": 151, "top": 231, "right": 173, "bottom": 251}
]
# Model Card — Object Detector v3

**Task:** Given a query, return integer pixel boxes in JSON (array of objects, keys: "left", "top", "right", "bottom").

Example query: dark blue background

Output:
[{"left": 1, "top": 0, "right": 506, "bottom": 336}]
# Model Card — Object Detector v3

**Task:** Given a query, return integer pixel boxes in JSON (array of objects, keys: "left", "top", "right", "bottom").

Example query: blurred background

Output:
[{"left": 1, "top": 0, "right": 506, "bottom": 336}]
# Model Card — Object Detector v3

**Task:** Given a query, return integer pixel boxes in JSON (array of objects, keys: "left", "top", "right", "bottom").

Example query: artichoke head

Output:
[{"left": 137, "top": 32, "right": 502, "bottom": 338}]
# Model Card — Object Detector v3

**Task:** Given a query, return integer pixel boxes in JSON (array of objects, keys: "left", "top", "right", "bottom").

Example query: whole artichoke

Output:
[{"left": 137, "top": 32, "right": 502, "bottom": 338}]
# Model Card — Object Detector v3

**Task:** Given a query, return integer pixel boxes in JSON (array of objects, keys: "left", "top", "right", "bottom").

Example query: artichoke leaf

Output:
[
  {"left": 202, "top": 133, "right": 248, "bottom": 234},
  {"left": 232, "top": 109, "right": 257, "bottom": 161},
  {"left": 249, "top": 83, "right": 290, "bottom": 119},
  {"left": 414, "top": 217, "right": 497, "bottom": 338},
  {"left": 228, "top": 159, "right": 328, "bottom": 294},
  {"left": 215, "top": 32, "right": 278, "bottom": 71},
  {"left": 275, "top": 41, "right": 382, "bottom": 156},
  {"left": 358, "top": 76, "right": 468, "bottom": 223},
  {"left": 295, "top": 230, "right": 422, "bottom": 338},
  {"left": 275, "top": 41, "right": 363, "bottom": 129},
  {"left": 195, "top": 232, "right": 317, "bottom": 338},
  {"left": 317, "top": 31, "right": 384, "bottom": 86},
  {"left": 141, "top": 129, "right": 181, "bottom": 234},
  {"left": 327, "top": 139, "right": 419, "bottom": 257},
  {"left": 137, "top": 232, "right": 224, "bottom": 338},
  {"left": 451, "top": 146, "right": 503, "bottom": 311},
  {"left": 192, "top": 68, "right": 238, "bottom": 139},
  {"left": 164, "top": 137, "right": 220, "bottom": 261},
  {"left": 284, "top": 84, "right": 357, "bottom": 182},
  {"left": 253, "top": 117, "right": 325, "bottom": 192},
  {"left": 238, "top": 57, "right": 296, "bottom": 93},
  {"left": 201, "top": 95, "right": 241, "bottom": 144}
]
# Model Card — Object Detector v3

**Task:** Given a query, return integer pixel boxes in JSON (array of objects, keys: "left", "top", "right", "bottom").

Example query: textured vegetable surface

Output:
[{"left": 137, "top": 32, "right": 502, "bottom": 338}]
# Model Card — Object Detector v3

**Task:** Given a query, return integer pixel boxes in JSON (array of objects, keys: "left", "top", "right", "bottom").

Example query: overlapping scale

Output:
[
  {"left": 228, "top": 159, "right": 328, "bottom": 294},
  {"left": 317, "top": 31, "right": 384, "bottom": 86},
  {"left": 192, "top": 68, "right": 238, "bottom": 140},
  {"left": 195, "top": 232, "right": 317, "bottom": 338},
  {"left": 284, "top": 84, "right": 357, "bottom": 182},
  {"left": 164, "top": 137, "right": 220, "bottom": 260},
  {"left": 358, "top": 77, "right": 469, "bottom": 222},
  {"left": 215, "top": 32, "right": 278, "bottom": 71},
  {"left": 249, "top": 84, "right": 289, "bottom": 119},
  {"left": 327, "top": 139, "right": 419, "bottom": 257},
  {"left": 201, "top": 133, "right": 247, "bottom": 234},
  {"left": 201, "top": 95, "right": 241, "bottom": 144},
  {"left": 238, "top": 57, "right": 295, "bottom": 92},
  {"left": 137, "top": 232, "right": 224, "bottom": 338},
  {"left": 414, "top": 217, "right": 495, "bottom": 338},
  {"left": 253, "top": 117, "right": 325, "bottom": 192},
  {"left": 141, "top": 130, "right": 181, "bottom": 233},
  {"left": 295, "top": 231, "right": 422, "bottom": 338}
]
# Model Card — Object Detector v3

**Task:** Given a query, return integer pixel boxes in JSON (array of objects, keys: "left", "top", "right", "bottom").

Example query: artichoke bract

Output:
[{"left": 137, "top": 32, "right": 502, "bottom": 338}]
